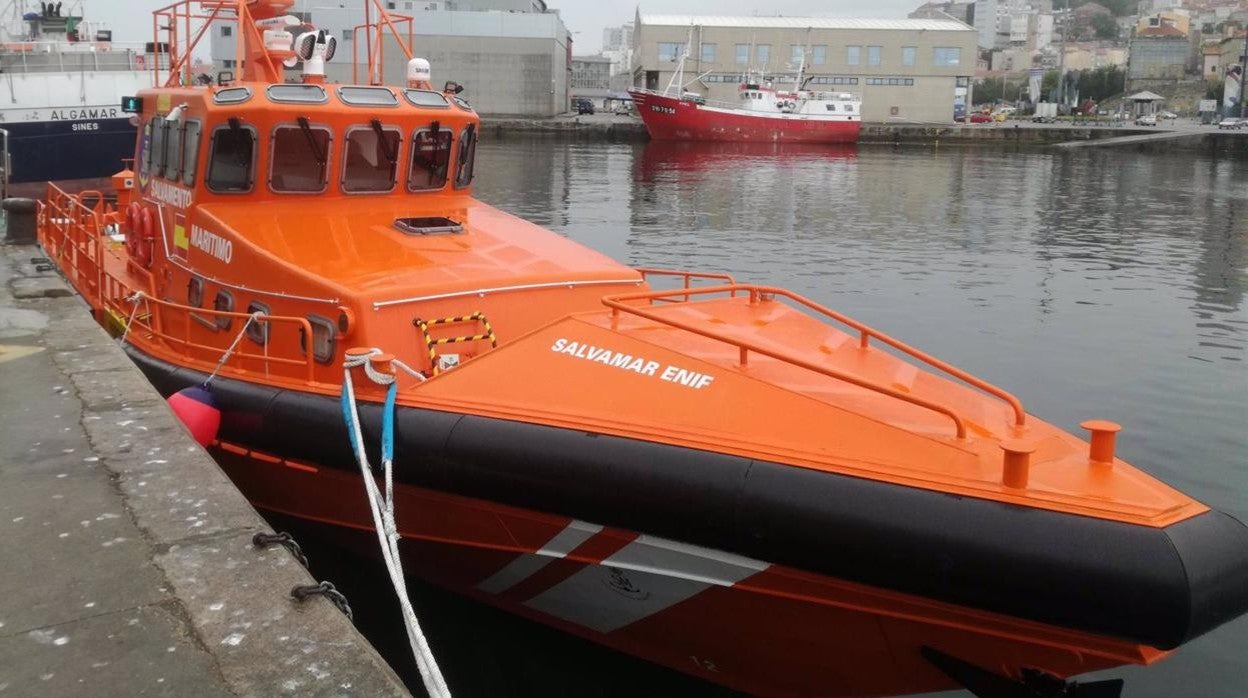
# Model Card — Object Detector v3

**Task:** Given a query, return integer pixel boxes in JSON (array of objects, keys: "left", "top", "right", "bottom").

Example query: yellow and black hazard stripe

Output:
[{"left": 412, "top": 312, "right": 499, "bottom": 373}]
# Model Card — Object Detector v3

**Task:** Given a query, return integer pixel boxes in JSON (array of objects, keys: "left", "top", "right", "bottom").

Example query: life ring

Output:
[
  {"left": 124, "top": 202, "right": 141, "bottom": 258},
  {"left": 125, "top": 203, "right": 155, "bottom": 268}
]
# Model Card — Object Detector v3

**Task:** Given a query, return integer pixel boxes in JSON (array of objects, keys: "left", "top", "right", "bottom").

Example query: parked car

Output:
[
  {"left": 1134, "top": 114, "right": 1157, "bottom": 126},
  {"left": 572, "top": 98, "right": 595, "bottom": 115},
  {"left": 964, "top": 112, "right": 994, "bottom": 124},
  {"left": 1217, "top": 117, "right": 1245, "bottom": 130},
  {"left": 1157, "top": 111, "right": 1178, "bottom": 120}
]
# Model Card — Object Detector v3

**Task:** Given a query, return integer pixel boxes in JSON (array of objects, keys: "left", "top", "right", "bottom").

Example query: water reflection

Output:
[{"left": 469, "top": 138, "right": 1247, "bottom": 696}]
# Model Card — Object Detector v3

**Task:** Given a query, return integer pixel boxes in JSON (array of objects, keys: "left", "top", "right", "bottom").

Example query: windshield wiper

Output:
[
  {"left": 227, "top": 117, "right": 249, "bottom": 167},
  {"left": 370, "top": 118, "right": 398, "bottom": 165},
  {"left": 296, "top": 116, "right": 325, "bottom": 167}
]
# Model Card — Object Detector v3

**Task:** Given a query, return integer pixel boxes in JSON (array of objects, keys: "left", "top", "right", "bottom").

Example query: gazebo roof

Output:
[{"left": 1126, "top": 91, "right": 1165, "bottom": 102}]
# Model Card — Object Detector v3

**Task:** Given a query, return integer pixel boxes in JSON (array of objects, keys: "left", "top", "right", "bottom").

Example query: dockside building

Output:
[{"left": 632, "top": 13, "right": 979, "bottom": 123}]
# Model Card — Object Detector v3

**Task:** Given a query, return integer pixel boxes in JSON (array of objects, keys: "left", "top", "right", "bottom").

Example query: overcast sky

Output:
[{"left": 93, "top": 0, "right": 919, "bottom": 55}]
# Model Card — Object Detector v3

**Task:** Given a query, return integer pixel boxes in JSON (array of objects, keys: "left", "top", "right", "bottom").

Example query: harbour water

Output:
[{"left": 302, "top": 140, "right": 1247, "bottom": 696}]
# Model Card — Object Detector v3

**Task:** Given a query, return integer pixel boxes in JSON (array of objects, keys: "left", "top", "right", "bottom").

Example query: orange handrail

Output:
[
  {"left": 637, "top": 267, "right": 738, "bottom": 302},
  {"left": 603, "top": 284, "right": 1031, "bottom": 438},
  {"left": 116, "top": 293, "right": 319, "bottom": 384},
  {"left": 38, "top": 184, "right": 322, "bottom": 386}
]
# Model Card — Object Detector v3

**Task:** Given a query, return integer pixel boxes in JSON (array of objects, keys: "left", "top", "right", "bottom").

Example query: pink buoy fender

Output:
[{"left": 167, "top": 386, "right": 221, "bottom": 447}]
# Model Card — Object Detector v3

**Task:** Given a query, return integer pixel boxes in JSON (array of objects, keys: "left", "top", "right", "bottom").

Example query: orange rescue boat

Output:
[{"left": 34, "top": 2, "right": 1248, "bottom": 696}]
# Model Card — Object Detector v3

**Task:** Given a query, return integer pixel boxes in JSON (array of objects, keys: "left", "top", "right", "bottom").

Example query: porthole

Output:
[
  {"left": 245, "top": 301, "right": 270, "bottom": 345},
  {"left": 212, "top": 290, "right": 234, "bottom": 331},
  {"left": 298, "top": 314, "right": 336, "bottom": 365},
  {"left": 187, "top": 276, "right": 204, "bottom": 307}
]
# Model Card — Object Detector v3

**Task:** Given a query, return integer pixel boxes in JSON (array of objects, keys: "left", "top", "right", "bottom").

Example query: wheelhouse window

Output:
[
  {"left": 164, "top": 120, "right": 183, "bottom": 181},
  {"left": 182, "top": 120, "right": 201, "bottom": 187},
  {"left": 150, "top": 116, "right": 168, "bottom": 177},
  {"left": 337, "top": 86, "right": 399, "bottom": 107},
  {"left": 342, "top": 121, "right": 401, "bottom": 193},
  {"left": 454, "top": 124, "right": 476, "bottom": 189},
  {"left": 408, "top": 125, "right": 451, "bottom": 191},
  {"left": 266, "top": 84, "right": 327, "bottom": 104},
  {"left": 404, "top": 89, "right": 449, "bottom": 108},
  {"left": 206, "top": 119, "right": 256, "bottom": 193},
  {"left": 269, "top": 118, "right": 331, "bottom": 193},
  {"left": 140, "top": 120, "right": 154, "bottom": 177}
]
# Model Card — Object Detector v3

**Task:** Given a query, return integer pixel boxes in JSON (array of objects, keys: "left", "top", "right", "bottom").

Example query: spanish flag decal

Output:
[{"left": 173, "top": 219, "right": 188, "bottom": 259}]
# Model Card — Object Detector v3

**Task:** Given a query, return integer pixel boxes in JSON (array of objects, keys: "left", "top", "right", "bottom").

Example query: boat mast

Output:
[{"left": 663, "top": 24, "right": 693, "bottom": 96}]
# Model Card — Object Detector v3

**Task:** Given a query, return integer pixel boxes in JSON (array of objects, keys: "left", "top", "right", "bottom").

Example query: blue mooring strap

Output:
[{"left": 382, "top": 382, "right": 397, "bottom": 464}]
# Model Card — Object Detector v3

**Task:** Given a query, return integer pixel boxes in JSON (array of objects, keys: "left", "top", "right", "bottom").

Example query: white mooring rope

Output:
[{"left": 341, "top": 348, "right": 447, "bottom": 698}]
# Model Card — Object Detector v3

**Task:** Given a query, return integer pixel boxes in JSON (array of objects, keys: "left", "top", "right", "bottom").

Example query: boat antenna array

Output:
[{"left": 152, "top": 0, "right": 415, "bottom": 87}]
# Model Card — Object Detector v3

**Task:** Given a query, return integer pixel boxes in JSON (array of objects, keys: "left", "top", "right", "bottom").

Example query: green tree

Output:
[
  {"left": 973, "top": 77, "right": 1026, "bottom": 105},
  {"left": 1091, "top": 13, "right": 1119, "bottom": 39}
]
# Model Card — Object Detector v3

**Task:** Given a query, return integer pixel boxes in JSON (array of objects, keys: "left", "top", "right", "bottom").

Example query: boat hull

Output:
[
  {"left": 120, "top": 343, "right": 1248, "bottom": 696},
  {"left": 0, "top": 115, "right": 135, "bottom": 184},
  {"left": 630, "top": 90, "right": 860, "bottom": 144}
]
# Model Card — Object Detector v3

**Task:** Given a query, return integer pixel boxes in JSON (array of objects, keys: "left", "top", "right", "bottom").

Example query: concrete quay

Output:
[{"left": 0, "top": 241, "right": 407, "bottom": 695}]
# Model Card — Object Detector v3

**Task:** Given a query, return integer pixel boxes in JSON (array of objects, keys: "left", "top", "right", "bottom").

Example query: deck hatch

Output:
[
  {"left": 266, "top": 84, "right": 328, "bottom": 104},
  {"left": 394, "top": 216, "right": 463, "bottom": 235},
  {"left": 213, "top": 87, "right": 252, "bottom": 105},
  {"left": 404, "top": 89, "right": 450, "bottom": 109},
  {"left": 338, "top": 86, "right": 399, "bottom": 107}
]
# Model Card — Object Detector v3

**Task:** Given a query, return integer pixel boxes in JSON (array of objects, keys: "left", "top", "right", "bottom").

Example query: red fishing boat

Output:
[
  {"left": 630, "top": 44, "right": 860, "bottom": 144},
  {"left": 33, "top": 2, "right": 1248, "bottom": 697},
  {"left": 630, "top": 83, "right": 861, "bottom": 144}
]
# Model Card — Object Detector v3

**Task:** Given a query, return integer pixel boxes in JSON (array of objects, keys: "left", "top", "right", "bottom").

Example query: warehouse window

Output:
[
  {"left": 701, "top": 43, "right": 715, "bottom": 63},
  {"left": 812, "top": 45, "right": 826, "bottom": 65},
  {"left": 934, "top": 47, "right": 962, "bottom": 66},
  {"left": 735, "top": 43, "right": 748, "bottom": 64},
  {"left": 756, "top": 44, "right": 770, "bottom": 66},
  {"left": 846, "top": 45, "right": 861, "bottom": 66},
  {"left": 790, "top": 45, "right": 804, "bottom": 64},
  {"left": 902, "top": 46, "right": 916, "bottom": 66},
  {"left": 868, "top": 45, "right": 881, "bottom": 66},
  {"left": 658, "top": 42, "right": 682, "bottom": 62},
  {"left": 808, "top": 76, "right": 858, "bottom": 85}
]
